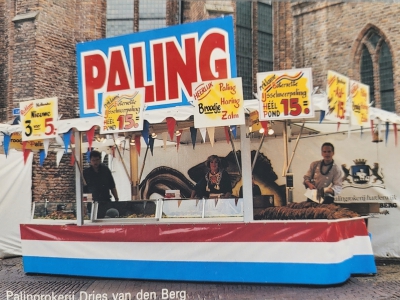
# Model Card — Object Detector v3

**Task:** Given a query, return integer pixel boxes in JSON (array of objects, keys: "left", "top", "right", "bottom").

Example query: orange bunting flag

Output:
[
  {"left": 166, "top": 117, "right": 176, "bottom": 140},
  {"left": 23, "top": 149, "right": 31, "bottom": 164},
  {"left": 260, "top": 121, "right": 268, "bottom": 136},
  {"left": 86, "top": 126, "right": 95, "bottom": 149},
  {"left": 224, "top": 126, "right": 230, "bottom": 143}
]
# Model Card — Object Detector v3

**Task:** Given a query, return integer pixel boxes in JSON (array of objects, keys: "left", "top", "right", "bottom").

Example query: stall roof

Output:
[{"left": 1, "top": 95, "right": 399, "bottom": 142}]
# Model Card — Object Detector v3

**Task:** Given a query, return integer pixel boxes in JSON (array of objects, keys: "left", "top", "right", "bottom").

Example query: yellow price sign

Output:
[
  {"left": 20, "top": 98, "right": 58, "bottom": 141},
  {"left": 350, "top": 80, "right": 370, "bottom": 126},
  {"left": 9, "top": 132, "right": 44, "bottom": 150},
  {"left": 100, "top": 89, "right": 145, "bottom": 134},
  {"left": 192, "top": 78, "right": 245, "bottom": 128},
  {"left": 326, "top": 70, "right": 349, "bottom": 121},
  {"left": 257, "top": 68, "right": 313, "bottom": 121}
]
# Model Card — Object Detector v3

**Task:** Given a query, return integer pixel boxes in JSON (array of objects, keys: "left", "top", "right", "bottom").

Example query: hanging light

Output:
[
  {"left": 259, "top": 127, "right": 265, "bottom": 134},
  {"left": 175, "top": 130, "right": 182, "bottom": 137},
  {"left": 151, "top": 132, "right": 157, "bottom": 139},
  {"left": 268, "top": 128, "right": 275, "bottom": 135},
  {"left": 130, "top": 138, "right": 135, "bottom": 146}
]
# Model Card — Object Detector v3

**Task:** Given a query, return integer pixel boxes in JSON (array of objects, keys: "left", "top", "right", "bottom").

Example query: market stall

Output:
[{"left": 16, "top": 16, "right": 377, "bottom": 284}]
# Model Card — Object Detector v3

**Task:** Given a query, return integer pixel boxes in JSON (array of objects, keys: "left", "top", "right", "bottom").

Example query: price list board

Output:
[
  {"left": 20, "top": 98, "right": 58, "bottom": 141},
  {"left": 257, "top": 68, "right": 313, "bottom": 121}
]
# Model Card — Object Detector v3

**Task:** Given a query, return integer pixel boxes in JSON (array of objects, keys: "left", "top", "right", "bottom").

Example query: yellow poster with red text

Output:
[
  {"left": 326, "top": 70, "right": 349, "bottom": 122},
  {"left": 257, "top": 68, "right": 313, "bottom": 121},
  {"left": 19, "top": 97, "right": 58, "bottom": 141},
  {"left": 9, "top": 132, "right": 44, "bottom": 150},
  {"left": 100, "top": 89, "right": 145, "bottom": 134},
  {"left": 350, "top": 80, "right": 370, "bottom": 126},
  {"left": 192, "top": 78, "right": 245, "bottom": 128}
]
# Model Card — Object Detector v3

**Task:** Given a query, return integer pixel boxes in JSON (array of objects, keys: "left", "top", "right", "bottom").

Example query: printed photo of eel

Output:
[{"left": 138, "top": 150, "right": 286, "bottom": 205}]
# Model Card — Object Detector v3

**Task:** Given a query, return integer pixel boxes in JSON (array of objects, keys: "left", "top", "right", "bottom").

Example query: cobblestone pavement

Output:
[{"left": 1, "top": 257, "right": 400, "bottom": 300}]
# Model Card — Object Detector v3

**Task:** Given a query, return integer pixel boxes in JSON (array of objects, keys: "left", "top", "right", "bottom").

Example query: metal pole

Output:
[
  {"left": 228, "top": 128, "right": 241, "bottom": 176},
  {"left": 138, "top": 144, "right": 150, "bottom": 183},
  {"left": 74, "top": 131, "right": 84, "bottom": 226}
]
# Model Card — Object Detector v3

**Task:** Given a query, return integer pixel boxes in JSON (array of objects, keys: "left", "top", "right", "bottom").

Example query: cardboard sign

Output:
[
  {"left": 192, "top": 78, "right": 245, "bottom": 128},
  {"left": 326, "top": 70, "right": 349, "bottom": 121},
  {"left": 257, "top": 68, "right": 313, "bottom": 121},
  {"left": 9, "top": 132, "right": 44, "bottom": 150},
  {"left": 100, "top": 89, "right": 145, "bottom": 134},
  {"left": 350, "top": 80, "right": 370, "bottom": 126},
  {"left": 77, "top": 17, "right": 237, "bottom": 117},
  {"left": 19, "top": 97, "right": 58, "bottom": 141}
]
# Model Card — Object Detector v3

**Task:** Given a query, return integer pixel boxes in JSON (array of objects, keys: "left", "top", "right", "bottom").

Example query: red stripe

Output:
[{"left": 20, "top": 219, "right": 368, "bottom": 243}]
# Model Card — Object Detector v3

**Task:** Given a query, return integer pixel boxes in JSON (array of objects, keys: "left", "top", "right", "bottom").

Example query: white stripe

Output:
[{"left": 22, "top": 236, "right": 373, "bottom": 264}]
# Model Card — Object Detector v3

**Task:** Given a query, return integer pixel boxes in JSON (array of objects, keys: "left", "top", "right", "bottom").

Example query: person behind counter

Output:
[
  {"left": 238, "top": 176, "right": 261, "bottom": 198},
  {"left": 83, "top": 150, "right": 119, "bottom": 202},
  {"left": 303, "top": 142, "right": 343, "bottom": 204},
  {"left": 190, "top": 155, "right": 232, "bottom": 199}
]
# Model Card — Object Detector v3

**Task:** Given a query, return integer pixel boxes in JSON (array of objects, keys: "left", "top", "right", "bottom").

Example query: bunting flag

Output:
[
  {"left": 142, "top": 120, "right": 150, "bottom": 145},
  {"left": 190, "top": 127, "right": 197, "bottom": 149},
  {"left": 162, "top": 132, "right": 168, "bottom": 149},
  {"left": 385, "top": 122, "right": 389, "bottom": 145},
  {"left": 319, "top": 110, "right": 326, "bottom": 123},
  {"left": 23, "top": 149, "right": 31, "bottom": 164},
  {"left": 199, "top": 128, "right": 207, "bottom": 143},
  {"left": 360, "top": 126, "right": 363, "bottom": 139},
  {"left": 394, "top": 124, "right": 398, "bottom": 146},
  {"left": 166, "top": 117, "right": 176, "bottom": 140},
  {"left": 55, "top": 134, "right": 65, "bottom": 149},
  {"left": 134, "top": 135, "right": 141, "bottom": 156},
  {"left": 149, "top": 135, "right": 155, "bottom": 155},
  {"left": 86, "top": 126, "right": 95, "bottom": 149},
  {"left": 176, "top": 130, "right": 183, "bottom": 151},
  {"left": 177, "top": 200, "right": 182, "bottom": 208},
  {"left": 22, "top": 141, "right": 27, "bottom": 152},
  {"left": 195, "top": 199, "right": 199, "bottom": 207},
  {"left": 207, "top": 127, "right": 215, "bottom": 147},
  {"left": 337, "top": 122, "right": 340, "bottom": 132},
  {"left": 43, "top": 138, "right": 50, "bottom": 158},
  {"left": 230, "top": 125, "right": 237, "bottom": 139},
  {"left": 3, "top": 134, "right": 10, "bottom": 157},
  {"left": 63, "top": 129, "right": 72, "bottom": 154},
  {"left": 56, "top": 149, "right": 64, "bottom": 167},
  {"left": 39, "top": 149, "right": 46, "bottom": 166},
  {"left": 235, "top": 198, "right": 239, "bottom": 206},
  {"left": 214, "top": 198, "right": 218, "bottom": 207},
  {"left": 224, "top": 126, "right": 230, "bottom": 143}
]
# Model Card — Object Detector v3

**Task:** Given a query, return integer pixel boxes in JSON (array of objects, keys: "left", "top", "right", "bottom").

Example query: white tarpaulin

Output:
[{"left": 0, "top": 151, "right": 32, "bottom": 258}]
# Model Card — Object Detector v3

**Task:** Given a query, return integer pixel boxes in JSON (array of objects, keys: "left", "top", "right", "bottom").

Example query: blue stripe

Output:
[{"left": 23, "top": 255, "right": 376, "bottom": 285}]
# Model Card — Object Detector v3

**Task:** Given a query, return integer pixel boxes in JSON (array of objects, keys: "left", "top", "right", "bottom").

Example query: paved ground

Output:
[{"left": 1, "top": 257, "right": 400, "bottom": 300}]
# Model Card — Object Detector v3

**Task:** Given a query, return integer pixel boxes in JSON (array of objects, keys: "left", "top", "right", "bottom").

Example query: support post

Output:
[
  {"left": 74, "top": 130, "right": 84, "bottom": 226},
  {"left": 240, "top": 124, "right": 253, "bottom": 222},
  {"left": 130, "top": 136, "right": 139, "bottom": 200}
]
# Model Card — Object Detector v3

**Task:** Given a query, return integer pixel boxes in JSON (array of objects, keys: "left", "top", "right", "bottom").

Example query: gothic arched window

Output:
[{"left": 359, "top": 29, "right": 395, "bottom": 112}]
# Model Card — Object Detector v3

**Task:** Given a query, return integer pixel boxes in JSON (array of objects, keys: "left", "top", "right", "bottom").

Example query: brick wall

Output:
[
  {"left": 0, "top": 0, "right": 106, "bottom": 202},
  {"left": 275, "top": 2, "right": 400, "bottom": 112}
]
